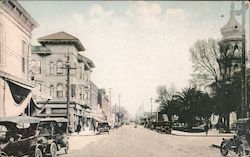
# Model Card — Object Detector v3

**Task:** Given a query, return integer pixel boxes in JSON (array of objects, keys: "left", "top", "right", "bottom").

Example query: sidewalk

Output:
[{"left": 171, "top": 129, "right": 234, "bottom": 137}]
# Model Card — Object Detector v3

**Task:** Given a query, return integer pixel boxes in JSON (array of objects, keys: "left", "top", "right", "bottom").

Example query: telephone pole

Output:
[
  {"left": 118, "top": 93, "right": 121, "bottom": 123},
  {"left": 62, "top": 51, "right": 76, "bottom": 134},
  {"left": 231, "top": 1, "right": 249, "bottom": 117},
  {"left": 108, "top": 88, "right": 112, "bottom": 120},
  {"left": 115, "top": 103, "right": 117, "bottom": 123},
  {"left": 150, "top": 98, "right": 153, "bottom": 118}
]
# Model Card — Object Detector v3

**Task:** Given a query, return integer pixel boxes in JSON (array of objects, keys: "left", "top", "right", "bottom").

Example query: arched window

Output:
[
  {"left": 50, "top": 85, "right": 54, "bottom": 97},
  {"left": 57, "top": 84, "right": 63, "bottom": 98},
  {"left": 56, "top": 60, "right": 63, "bottom": 74},
  {"left": 50, "top": 62, "right": 54, "bottom": 74}
]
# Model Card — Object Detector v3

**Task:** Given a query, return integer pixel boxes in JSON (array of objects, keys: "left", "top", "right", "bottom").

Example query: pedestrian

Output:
[
  {"left": 93, "top": 123, "right": 96, "bottom": 132},
  {"left": 204, "top": 124, "right": 209, "bottom": 136},
  {"left": 76, "top": 124, "right": 81, "bottom": 134},
  {"left": 209, "top": 121, "right": 212, "bottom": 130}
]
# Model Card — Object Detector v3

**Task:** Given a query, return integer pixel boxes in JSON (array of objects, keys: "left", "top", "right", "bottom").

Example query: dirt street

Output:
[{"left": 62, "top": 125, "right": 227, "bottom": 157}]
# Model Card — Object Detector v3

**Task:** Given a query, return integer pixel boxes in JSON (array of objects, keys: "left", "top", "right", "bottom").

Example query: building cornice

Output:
[
  {"left": 0, "top": 70, "right": 33, "bottom": 87},
  {"left": 2, "top": 0, "right": 39, "bottom": 33}
]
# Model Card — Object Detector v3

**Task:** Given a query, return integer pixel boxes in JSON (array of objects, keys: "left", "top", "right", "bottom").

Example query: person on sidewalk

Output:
[
  {"left": 205, "top": 124, "right": 209, "bottom": 136},
  {"left": 76, "top": 124, "right": 81, "bottom": 134}
]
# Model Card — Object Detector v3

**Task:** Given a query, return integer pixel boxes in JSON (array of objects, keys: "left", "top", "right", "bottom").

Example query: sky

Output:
[{"left": 19, "top": 1, "right": 249, "bottom": 117}]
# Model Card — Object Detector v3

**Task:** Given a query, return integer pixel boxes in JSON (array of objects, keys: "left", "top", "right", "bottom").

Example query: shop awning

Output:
[{"left": 3, "top": 80, "right": 32, "bottom": 116}]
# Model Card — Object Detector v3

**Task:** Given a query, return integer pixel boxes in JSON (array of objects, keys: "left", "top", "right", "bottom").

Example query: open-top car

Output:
[
  {"left": 0, "top": 116, "right": 44, "bottom": 157},
  {"left": 38, "top": 118, "right": 69, "bottom": 157},
  {"left": 220, "top": 118, "right": 250, "bottom": 156},
  {"left": 97, "top": 122, "right": 110, "bottom": 134}
]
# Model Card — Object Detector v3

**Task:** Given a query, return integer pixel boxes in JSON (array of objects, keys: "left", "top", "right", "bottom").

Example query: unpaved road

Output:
[{"left": 64, "top": 125, "right": 226, "bottom": 157}]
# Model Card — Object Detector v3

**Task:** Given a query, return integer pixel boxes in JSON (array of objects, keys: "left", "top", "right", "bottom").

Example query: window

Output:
[
  {"left": 79, "top": 87, "right": 82, "bottom": 100},
  {"left": 37, "top": 60, "right": 41, "bottom": 74},
  {"left": 86, "top": 75, "right": 89, "bottom": 82},
  {"left": 71, "top": 84, "right": 76, "bottom": 98},
  {"left": 50, "top": 85, "right": 54, "bottom": 97},
  {"left": 57, "top": 61, "right": 63, "bottom": 74},
  {"left": 0, "top": 24, "right": 2, "bottom": 64},
  {"left": 50, "top": 62, "right": 54, "bottom": 74},
  {"left": 38, "top": 83, "right": 41, "bottom": 92},
  {"left": 79, "top": 67, "right": 82, "bottom": 79},
  {"left": 31, "top": 60, "right": 36, "bottom": 74},
  {"left": 22, "top": 41, "right": 27, "bottom": 73},
  {"left": 57, "top": 84, "right": 63, "bottom": 98},
  {"left": 84, "top": 92, "right": 88, "bottom": 100}
]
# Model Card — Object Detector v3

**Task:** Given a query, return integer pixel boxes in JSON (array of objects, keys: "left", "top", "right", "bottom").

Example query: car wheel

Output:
[
  {"left": 50, "top": 142, "right": 57, "bottom": 157},
  {"left": 0, "top": 151, "right": 8, "bottom": 157},
  {"left": 220, "top": 141, "right": 229, "bottom": 156},
  {"left": 35, "top": 147, "right": 43, "bottom": 157},
  {"left": 238, "top": 144, "right": 245, "bottom": 157},
  {"left": 65, "top": 141, "right": 69, "bottom": 154}
]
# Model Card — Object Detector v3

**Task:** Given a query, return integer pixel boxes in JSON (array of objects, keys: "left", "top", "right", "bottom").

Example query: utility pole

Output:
[
  {"left": 232, "top": 1, "right": 249, "bottom": 117},
  {"left": 62, "top": 50, "right": 76, "bottom": 134},
  {"left": 115, "top": 103, "right": 117, "bottom": 123},
  {"left": 108, "top": 88, "right": 112, "bottom": 121},
  {"left": 118, "top": 94, "right": 121, "bottom": 123},
  {"left": 150, "top": 98, "right": 153, "bottom": 119}
]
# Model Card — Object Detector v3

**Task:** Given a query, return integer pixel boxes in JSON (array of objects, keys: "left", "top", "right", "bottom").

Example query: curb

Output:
[
  {"left": 70, "top": 133, "right": 97, "bottom": 136},
  {"left": 171, "top": 133, "right": 234, "bottom": 137}
]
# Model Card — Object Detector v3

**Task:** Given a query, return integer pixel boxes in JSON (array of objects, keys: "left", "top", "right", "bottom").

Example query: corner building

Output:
[{"left": 31, "top": 31, "right": 95, "bottom": 132}]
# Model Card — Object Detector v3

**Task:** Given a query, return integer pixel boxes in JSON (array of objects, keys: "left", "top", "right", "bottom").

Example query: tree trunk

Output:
[{"left": 225, "top": 113, "right": 230, "bottom": 133}]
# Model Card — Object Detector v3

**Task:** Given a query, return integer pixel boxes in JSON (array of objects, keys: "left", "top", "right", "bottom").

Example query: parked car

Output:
[
  {"left": 97, "top": 122, "right": 110, "bottom": 134},
  {"left": 220, "top": 118, "right": 250, "bottom": 156},
  {"left": 0, "top": 116, "right": 44, "bottom": 157},
  {"left": 38, "top": 118, "right": 69, "bottom": 157}
]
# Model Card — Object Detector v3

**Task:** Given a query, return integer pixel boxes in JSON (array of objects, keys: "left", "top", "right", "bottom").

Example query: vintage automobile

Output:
[
  {"left": 220, "top": 118, "right": 250, "bottom": 156},
  {"left": 147, "top": 112, "right": 172, "bottom": 134},
  {"left": 97, "top": 122, "right": 110, "bottom": 134},
  {"left": 38, "top": 118, "right": 69, "bottom": 157},
  {"left": 0, "top": 116, "right": 44, "bottom": 157}
]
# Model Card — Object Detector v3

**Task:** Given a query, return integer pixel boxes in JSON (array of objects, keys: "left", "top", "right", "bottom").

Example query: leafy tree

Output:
[
  {"left": 190, "top": 38, "right": 220, "bottom": 87},
  {"left": 155, "top": 84, "right": 177, "bottom": 122},
  {"left": 177, "top": 88, "right": 213, "bottom": 130}
]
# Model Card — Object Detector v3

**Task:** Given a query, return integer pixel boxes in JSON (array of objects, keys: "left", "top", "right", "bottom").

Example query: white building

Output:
[{"left": 0, "top": 0, "right": 38, "bottom": 117}]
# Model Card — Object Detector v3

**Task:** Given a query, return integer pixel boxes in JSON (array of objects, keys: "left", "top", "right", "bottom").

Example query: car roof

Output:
[
  {"left": 98, "top": 122, "right": 108, "bottom": 124},
  {"left": 40, "top": 118, "right": 68, "bottom": 123},
  {"left": 0, "top": 116, "right": 40, "bottom": 124}
]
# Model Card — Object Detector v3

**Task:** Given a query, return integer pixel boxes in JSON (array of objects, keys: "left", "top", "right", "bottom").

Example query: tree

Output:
[
  {"left": 177, "top": 88, "right": 213, "bottom": 130},
  {"left": 112, "top": 105, "right": 129, "bottom": 123},
  {"left": 190, "top": 38, "right": 220, "bottom": 87},
  {"left": 190, "top": 38, "right": 242, "bottom": 132},
  {"left": 155, "top": 85, "right": 177, "bottom": 122}
]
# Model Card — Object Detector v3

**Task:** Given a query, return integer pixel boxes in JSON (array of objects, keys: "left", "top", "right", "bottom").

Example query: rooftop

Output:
[{"left": 38, "top": 31, "right": 85, "bottom": 51}]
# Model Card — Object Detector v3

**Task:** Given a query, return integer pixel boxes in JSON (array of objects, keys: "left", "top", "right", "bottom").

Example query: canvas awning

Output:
[{"left": 3, "top": 80, "right": 32, "bottom": 117}]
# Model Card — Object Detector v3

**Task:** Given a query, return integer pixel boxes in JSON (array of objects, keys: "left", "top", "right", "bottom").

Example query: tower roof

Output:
[
  {"left": 38, "top": 31, "right": 85, "bottom": 51},
  {"left": 221, "top": 2, "right": 242, "bottom": 40}
]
